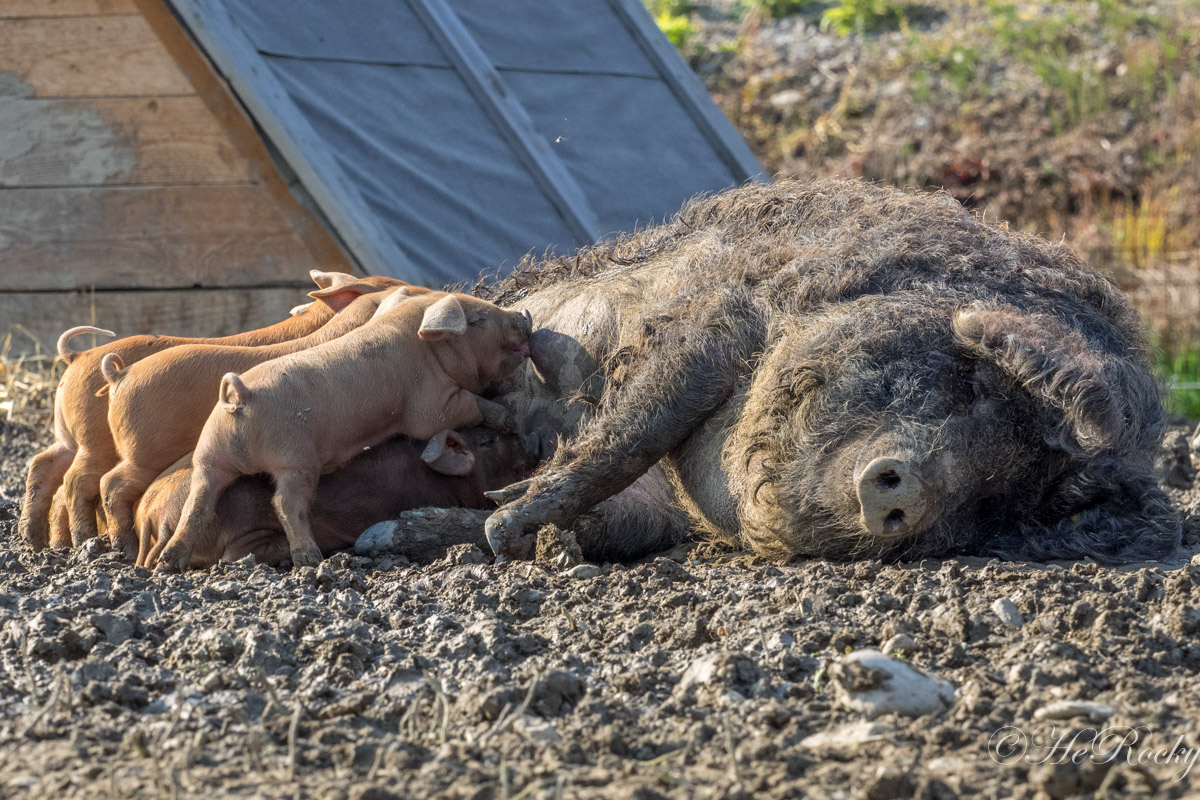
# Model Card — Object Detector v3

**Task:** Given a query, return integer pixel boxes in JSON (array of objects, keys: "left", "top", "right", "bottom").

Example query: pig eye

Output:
[{"left": 478, "top": 434, "right": 497, "bottom": 448}]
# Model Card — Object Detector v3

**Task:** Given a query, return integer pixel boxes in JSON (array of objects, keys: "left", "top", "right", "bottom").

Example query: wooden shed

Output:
[{"left": 0, "top": 0, "right": 762, "bottom": 354}]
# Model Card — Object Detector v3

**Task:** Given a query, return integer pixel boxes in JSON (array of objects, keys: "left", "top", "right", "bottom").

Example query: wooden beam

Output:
[
  {"left": 408, "top": 0, "right": 601, "bottom": 246},
  {"left": 132, "top": 0, "right": 359, "bottom": 277},
  {"left": 606, "top": 0, "right": 765, "bottom": 183},
  {"left": 0, "top": 0, "right": 137, "bottom": 18},
  {"left": 0, "top": 96, "right": 252, "bottom": 187},
  {"left": 0, "top": 185, "right": 321, "bottom": 291},
  {"left": 164, "top": 0, "right": 414, "bottom": 279},
  {"left": 0, "top": 286, "right": 313, "bottom": 355},
  {"left": 0, "top": 16, "right": 192, "bottom": 97}
]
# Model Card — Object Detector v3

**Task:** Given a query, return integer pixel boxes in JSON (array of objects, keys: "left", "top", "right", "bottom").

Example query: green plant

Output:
[
  {"left": 986, "top": 4, "right": 1109, "bottom": 130},
  {"left": 744, "top": 0, "right": 818, "bottom": 19},
  {"left": 645, "top": 0, "right": 694, "bottom": 15},
  {"left": 821, "top": 0, "right": 905, "bottom": 34},
  {"left": 917, "top": 40, "right": 984, "bottom": 93},
  {"left": 654, "top": 9, "right": 697, "bottom": 49},
  {"left": 1161, "top": 349, "right": 1200, "bottom": 419},
  {"left": 1112, "top": 186, "right": 1175, "bottom": 269}
]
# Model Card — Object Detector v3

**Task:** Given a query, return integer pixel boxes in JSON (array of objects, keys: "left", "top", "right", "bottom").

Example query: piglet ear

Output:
[
  {"left": 308, "top": 270, "right": 359, "bottom": 290},
  {"left": 421, "top": 430, "right": 476, "bottom": 476},
  {"left": 289, "top": 301, "right": 315, "bottom": 316},
  {"left": 419, "top": 295, "right": 468, "bottom": 341},
  {"left": 308, "top": 278, "right": 386, "bottom": 312},
  {"left": 952, "top": 303, "right": 1158, "bottom": 456},
  {"left": 371, "top": 286, "right": 419, "bottom": 318}
]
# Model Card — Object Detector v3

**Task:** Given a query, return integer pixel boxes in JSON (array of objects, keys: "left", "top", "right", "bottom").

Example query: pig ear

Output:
[
  {"left": 371, "top": 286, "right": 419, "bottom": 318},
  {"left": 308, "top": 270, "right": 359, "bottom": 290},
  {"left": 952, "top": 304, "right": 1158, "bottom": 455},
  {"left": 421, "top": 430, "right": 476, "bottom": 476},
  {"left": 289, "top": 301, "right": 314, "bottom": 316},
  {"left": 308, "top": 278, "right": 386, "bottom": 312},
  {"left": 418, "top": 295, "right": 468, "bottom": 341}
]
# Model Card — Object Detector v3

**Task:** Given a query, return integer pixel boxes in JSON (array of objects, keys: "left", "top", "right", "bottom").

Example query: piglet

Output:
[
  {"left": 136, "top": 427, "right": 538, "bottom": 568},
  {"left": 148, "top": 291, "right": 533, "bottom": 570},
  {"left": 98, "top": 280, "right": 425, "bottom": 557}
]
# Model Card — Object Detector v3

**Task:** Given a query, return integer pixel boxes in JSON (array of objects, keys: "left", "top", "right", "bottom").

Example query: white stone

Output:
[
  {"left": 354, "top": 520, "right": 399, "bottom": 555},
  {"left": 565, "top": 564, "right": 601, "bottom": 580},
  {"left": 829, "top": 649, "right": 955, "bottom": 719},
  {"left": 991, "top": 597, "right": 1024, "bottom": 628}
]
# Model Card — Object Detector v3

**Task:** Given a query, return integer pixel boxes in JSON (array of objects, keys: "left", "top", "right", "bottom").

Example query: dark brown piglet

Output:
[{"left": 135, "top": 428, "right": 537, "bottom": 568}]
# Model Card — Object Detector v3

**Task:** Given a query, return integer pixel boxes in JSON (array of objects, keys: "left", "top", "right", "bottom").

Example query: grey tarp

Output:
[{"left": 170, "top": 0, "right": 763, "bottom": 287}]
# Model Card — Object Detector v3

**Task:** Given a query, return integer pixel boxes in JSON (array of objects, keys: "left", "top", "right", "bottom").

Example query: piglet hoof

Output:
[
  {"left": 110, "top": 534, "right": 138, "bottom": 562},
  {"left": 484, "top": 479, "right": 534, "bottom": 507},
  {"left": 290, "top": 544, "right": 324, "bottom": 568},
  {"left": 154, "top": 546, "right": 189, "bottom": 574}
]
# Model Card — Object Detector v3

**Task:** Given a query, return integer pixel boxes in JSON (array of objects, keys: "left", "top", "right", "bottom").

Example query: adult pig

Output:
[{"left": 480, "top": 179, "right": 1180, "bottom": 564}]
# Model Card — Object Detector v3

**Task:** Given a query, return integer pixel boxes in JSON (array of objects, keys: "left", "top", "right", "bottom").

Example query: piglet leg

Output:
[
  {"left": 99, "top": 460, "right": 159, "bottom": 559},
  {"left": 270, "top": 468, "right": 323, "bottom": 567},
  {"left": 149, "top": 465, "right": 237, "bottom": 571},
  {"left": 17, "top": 441, "right": 75, "bottom": 550}
]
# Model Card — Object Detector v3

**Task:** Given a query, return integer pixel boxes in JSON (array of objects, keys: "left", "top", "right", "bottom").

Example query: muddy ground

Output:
[{"left": 3, "top": 411, "right": 1200, "bottom": 800}]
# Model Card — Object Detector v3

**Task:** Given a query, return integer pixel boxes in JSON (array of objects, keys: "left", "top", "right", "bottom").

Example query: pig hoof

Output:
[
  {"left": 111, "top": 536, "right": 137, "bottom": 561},
  {"left": 485, "top": 510, "right": 518, "bottom": 555},
  {"left": 291, "top": 546, "right": 323, "bottom": 568}
]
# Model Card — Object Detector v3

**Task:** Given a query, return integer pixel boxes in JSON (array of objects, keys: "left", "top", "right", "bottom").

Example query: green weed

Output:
[
  {"left": 821, "top": 0, "right": 906, "bottom": 34},
  {"left": 743, "top": 0, "right": 819, "bottom": 19},
  {"left": 1161, "top": 349, "right": 1200, "bottom": 419},
  {"left": 654, "top": 9, "right": 698, "bottom": 49}
]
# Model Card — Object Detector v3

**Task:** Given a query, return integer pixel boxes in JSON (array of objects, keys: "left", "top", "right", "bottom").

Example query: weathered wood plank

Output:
[
  {"left": 0, "top": 185, "right": 321, "bottom": 291},
  {"left": 0, "top": 0, "right": 137, "bottom": 18},
  {"left": 0, "top": 96, "right": 252, "bottom": 186},
  {"left": 0, "top": 286, "right": 313, "bottom": 356},
  {"left": 132, "top": 0, "right": 359, "bottom": 276},
  {"left": 0, "top": 16, "right": 192, "bottom": 97}
]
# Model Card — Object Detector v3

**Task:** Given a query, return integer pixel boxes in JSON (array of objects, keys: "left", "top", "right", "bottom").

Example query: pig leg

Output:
[
  {"left": 149, "top": 466, "right": 238, "bottom": 571},
  {"left": 486, "top": 304, "right": 752, "bottom": 558},
  {"left": 47, "top": 486, "right": 71, "bottom": 549},
  {"left": 17, "top": 441, "right": 75, "bottom": 550},
  {"left": 269, "top": 469, "right": 323, "bottom": 567},
  {"left": 60, "top": 450, "right": 108, "bottom": 546},
  {"left": 136, "top": 509, "right": 166, "bottom": 567},
  {"left": 99, "top": 461, "right": 160, "bottom": 559}
]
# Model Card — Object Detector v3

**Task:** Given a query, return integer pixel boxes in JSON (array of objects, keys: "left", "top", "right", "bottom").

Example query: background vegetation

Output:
[{"left": 653, "top": 0, "right": 1200, "bottom": 415}]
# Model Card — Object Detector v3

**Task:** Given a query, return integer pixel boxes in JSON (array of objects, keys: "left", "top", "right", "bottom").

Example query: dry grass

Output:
[{"left": 0, "top": 328, "right": 61, "bottom": 432}]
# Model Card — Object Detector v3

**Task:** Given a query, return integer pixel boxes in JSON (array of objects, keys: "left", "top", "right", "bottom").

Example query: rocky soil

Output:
[{"left": 3, "top": 410, "right": 1200, "bottom": 799}]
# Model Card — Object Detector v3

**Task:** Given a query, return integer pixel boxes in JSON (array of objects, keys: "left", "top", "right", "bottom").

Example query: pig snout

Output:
[{"left": 855, "top": 456, "right": 931, "bottom": 538}]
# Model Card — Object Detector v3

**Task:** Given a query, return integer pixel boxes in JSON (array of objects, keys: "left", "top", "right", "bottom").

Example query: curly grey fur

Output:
[{"left": 483, "top": 179, "right": 1179, "bottom": 564}]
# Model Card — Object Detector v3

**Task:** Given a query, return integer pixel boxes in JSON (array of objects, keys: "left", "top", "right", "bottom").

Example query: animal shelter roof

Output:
[{"left": 166, "top": 0, "right": 765, "bottom": 286}]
